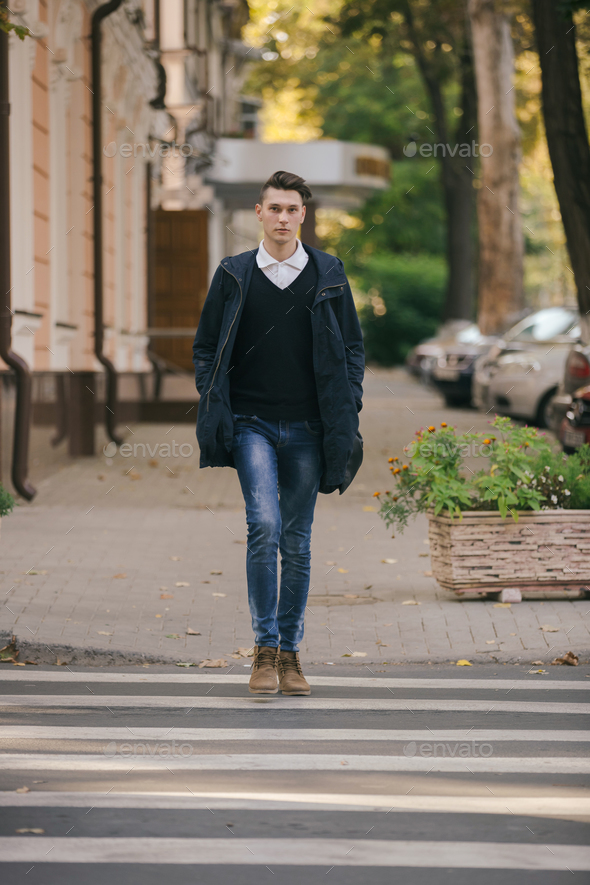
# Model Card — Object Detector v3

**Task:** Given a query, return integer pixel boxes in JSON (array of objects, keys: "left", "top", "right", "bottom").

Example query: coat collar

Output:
[{"left": 221, "top": 243, "right": 347, "bottom": 296}]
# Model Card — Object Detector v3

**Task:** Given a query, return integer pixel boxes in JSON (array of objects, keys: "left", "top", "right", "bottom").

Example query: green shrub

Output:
[
  {"left": 374, "top": 417, "right": 590, "bottom": 536},
  {"left": 0, "top": 483, "right": 15, "bottom": 518},
  {"left": 355, "top": 252, "right": 446, "bottom": 365}
]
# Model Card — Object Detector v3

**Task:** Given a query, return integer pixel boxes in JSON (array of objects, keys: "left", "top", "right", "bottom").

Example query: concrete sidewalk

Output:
[{"left": 1, "top": 368, "right": 588, "bottom": 665}]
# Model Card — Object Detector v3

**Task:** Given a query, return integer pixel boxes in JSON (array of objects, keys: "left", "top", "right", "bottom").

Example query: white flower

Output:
[
  {"left": 532, "top": 479, "right": 537, "bottom": 486},
  {"left": 551, "top": 495, "right": 558, "bottom": 504},
  {"left": 565, "top": 489, "right": 571, "bottom": 496},
  {"left": 545, "top": 466, "right": 550, "bottom": 472},
  {"left": 558, "top": 475, "right": 564, "bottom": 482}
]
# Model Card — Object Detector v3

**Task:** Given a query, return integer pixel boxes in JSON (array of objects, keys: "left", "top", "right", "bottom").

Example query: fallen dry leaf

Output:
[
  {"left": 551, "top": 651, "right": 579, "bottom": 666},
  {"left": 532, "top": 669, "right": 548, "bottom": 674},
  {"left": 326, "top": 561, "right": 337, "bottom": 566},
  {"left": 129, "top": 471, "right": 142, "bottom": 480},
  {"left": 363, "top": 506, "right": 376, "bottom": 512},
  {"left": 160, "top": 594, "right": 174, "bottom": 600},
  {"left": 201, "top": 580, "right": 211, "bottom": 584},
  {"left": 165, "top": 634, "right": 181, "bottom": 639},
  {"left": 155, "top": 614, "right": 162, "bottom": 618},
  {"left": 234, "top": 540, "right": 246, "bottom": 544},
  {"left": 198, "top": 658, "right": 227, "bottom": 668},
  {"left": 16, "top": 828, "right": 44, "bottom": 834},
  {"left": 112, "top": 573, "right": 127, "bottom": 579},
  {"left": 343, "top": 594, "right": 359, "bottom": 599},
  {"left": 170, "top": 556, "right": 181, "bottom": 561},
  {"left": 493, "top": 602, "right": 511, "bottom": 608},
  {"left": 337, "top": 568, "right": 349, "bottom": 574},
  {"left": 423, "top": 570, "right": 433, "bottom": 577},
  {"left": 148, "top": 459, "right": 159, "bottom": 467},
  {"left": 419, "top": 553, "right": 429, "bottom": 558},
  {"left": 540, "top": 624, "right": 560, "bottom": 633},
  {"left": 341, "top": 651, "right": 367, "bottom": 657},
  {"left": 176, "top": 662, "right": 195, "bottom": 668},
  {"left": 402, "top": 600, "right": 420, "bottom": 605},
  {"left": 381, "top": 558, "right": 397, "bottom": 564},
  {"left": 456, "top": 659, "right": 472, "bottom": 667},
  {"left": 531, "top": 660, "right": 544, "bottom": 665},
  {"left": 210, "top": 570, "right": 223, "bottom": 575},
  {"left": 485, "top": 640, "right": 496, "bottom": 645},
  {"left": 97, "top": 631, "right": 113, "bottom": 636},
  {"left": 234, "top": 647, "right": 254, "bottom": 657},
  {"left": 186, "top": 628, "right": 201, "bottom": 635},
  {"left": 213, "top": 592, "right": 226, "bottom": 598},
  {"left": 0, "top": 635, "right": 19, "bottom": 664},
  {"left": 26, "top": 570, "right": 48, "bottom": 576},
  {"left": 175, "top": 582, "right": 190, "bottom": 587},
  {"left": 364, "top": 584, "right": 373, "bottom": 590},
  {"left": 15, "top": 787, "right": 30, "bottom": 793}
]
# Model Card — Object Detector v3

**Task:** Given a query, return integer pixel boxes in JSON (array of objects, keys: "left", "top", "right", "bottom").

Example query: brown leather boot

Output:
[
  {"left": 277, "top": 649, "right": 311, "bottom": 696},
  {"left": 248, "top": 645, "right": 279, "bottom": 694}
]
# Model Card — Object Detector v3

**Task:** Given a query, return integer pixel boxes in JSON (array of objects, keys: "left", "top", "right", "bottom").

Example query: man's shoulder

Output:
[
  {"left": 219, "top": 249, "right": 259, "bottom": 272},
  {"left": 303, "top": 244, "right": 346, "bottom": 274}
]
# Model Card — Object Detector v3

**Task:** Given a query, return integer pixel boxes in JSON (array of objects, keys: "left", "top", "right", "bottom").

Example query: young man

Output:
[{"left": 193, "top": 171, "right": 364, "bottom": 695}]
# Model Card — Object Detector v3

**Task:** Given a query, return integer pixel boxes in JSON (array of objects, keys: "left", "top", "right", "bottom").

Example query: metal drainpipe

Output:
[
  {"left": 0, "top": 29, "right": 36, "bottom": 501},
  {"left": 92, "top": 0, "right": 124, "bottom": 445}
]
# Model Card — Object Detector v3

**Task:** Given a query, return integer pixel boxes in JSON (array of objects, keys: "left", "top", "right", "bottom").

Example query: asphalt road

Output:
[{"left": 0, "top": 663, "right": 589, "bottom": 884}]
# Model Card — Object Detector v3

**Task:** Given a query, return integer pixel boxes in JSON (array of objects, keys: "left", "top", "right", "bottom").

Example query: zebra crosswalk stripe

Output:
[
  {"left": 1, "top": 837, "right": 589, "bottom": 869},
  {"left": 1, "top": 694, "right": 587, "bottom": 713}
]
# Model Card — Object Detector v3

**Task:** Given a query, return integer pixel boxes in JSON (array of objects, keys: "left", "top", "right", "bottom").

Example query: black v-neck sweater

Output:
[{"left": 228, "top": 258, "right": 321, "bottom": 421}]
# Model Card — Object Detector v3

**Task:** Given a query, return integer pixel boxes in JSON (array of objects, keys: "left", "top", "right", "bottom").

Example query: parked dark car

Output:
[
  {"left": 406, "top": 321, "right": 493, "bottom": 405},
  {"left": 559, "top": 384, "right": 590, "bottom": 453},
  {"left": 549, "top": 342, "right": 590, "bottom": 447},
  {"left": 429, "top": 325, "right": 496, "bottom": 407}
]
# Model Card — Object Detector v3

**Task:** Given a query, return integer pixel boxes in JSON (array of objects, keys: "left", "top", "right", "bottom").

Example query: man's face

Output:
[{"left": 255, "top": 187, "right": 306, "bottom": 247}]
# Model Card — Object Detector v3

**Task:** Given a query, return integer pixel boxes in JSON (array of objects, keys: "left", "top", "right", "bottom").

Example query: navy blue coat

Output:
[{"left": 192, "top": 243, "right": 365, "bottom": 494}]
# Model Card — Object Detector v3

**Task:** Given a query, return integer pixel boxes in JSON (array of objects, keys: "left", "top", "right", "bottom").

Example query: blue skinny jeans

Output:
[{"left": 231, "top": 414, "right": 325, "bottom": 652}]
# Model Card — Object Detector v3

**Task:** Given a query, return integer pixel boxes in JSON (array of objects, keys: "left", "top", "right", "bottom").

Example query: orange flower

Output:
[
  {"left": 483, "top": 438, "right": 491, "bottom": 445},
  {"left": 428, "top": 425, "right": 436, "bottom": 432},
  {"left": 393, "top": 496, "right": 398, "bottom": 502},
  {"left": 393, "top": 456, "right": 399, "bottom": 461},
  {"left": 388, "top": 457, "right": 394, "bottom": 463},
  {"left": 392, "top": 467, "right": 401, "bottom": 475},
  {"left": 373, "top": 491, "right": 381, "bottom": 497},
  {"left": 402, "top": 464, "right": 409, "bottom": 470},
  {"left": 440, "top": 422, "right": 447, "bottom": 427}
]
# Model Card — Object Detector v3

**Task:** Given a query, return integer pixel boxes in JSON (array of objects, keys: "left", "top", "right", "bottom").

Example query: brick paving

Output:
[{"left": 1, "top": 367, "right": 588, "bottom": 664}]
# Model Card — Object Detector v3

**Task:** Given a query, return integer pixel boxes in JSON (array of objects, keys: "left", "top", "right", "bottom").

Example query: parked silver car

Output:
[{"left": 472, "top": 306, "right": 580, "bottom": 427}]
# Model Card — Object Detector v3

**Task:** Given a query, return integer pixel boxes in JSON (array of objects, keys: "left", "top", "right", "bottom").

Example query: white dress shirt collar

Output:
[{"left": 257, "top": 237, "right": 308, "bottom": 272}]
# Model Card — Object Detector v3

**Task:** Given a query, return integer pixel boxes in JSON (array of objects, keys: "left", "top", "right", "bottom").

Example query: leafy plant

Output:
[
  {"left": 374, "top": 416, "right": 589, "bottom": 535},
  {"left": 0, "top": 4, "right": 30, "bottom": 39},
  {"left": 0, "top": 483, "right": 15, "bottom": 518},
  {"left": 354, "top": 252, "right": 447, "bottom": 365}
]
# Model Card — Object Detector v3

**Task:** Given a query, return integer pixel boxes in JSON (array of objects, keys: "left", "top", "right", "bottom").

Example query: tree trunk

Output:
[
  {"left": 469, "top": 0, "right": 524, "bottom": 336},
  {"left": 402, "top": 1, "right": 477, "bottom": 322},
  {"left": 531, "top": 0, "right": 590, "bottom": 343}
]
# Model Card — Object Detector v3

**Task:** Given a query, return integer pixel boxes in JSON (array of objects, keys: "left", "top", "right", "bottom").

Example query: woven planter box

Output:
[{"left": 427, "top": 510, "right": 590, "bottom": 595}]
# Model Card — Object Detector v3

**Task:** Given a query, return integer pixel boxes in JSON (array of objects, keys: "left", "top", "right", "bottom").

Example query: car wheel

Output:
[
  {"left": 444, "top": 394, "right": 470, "bottom": 408},
  {"left": 535, "top": 388, "right": 557, "bottom": 429}
]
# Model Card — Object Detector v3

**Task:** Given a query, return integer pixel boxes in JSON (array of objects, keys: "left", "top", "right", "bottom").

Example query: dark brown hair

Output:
[{"left": 259, "top": 170, "right": 313, "bottom": 205}]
